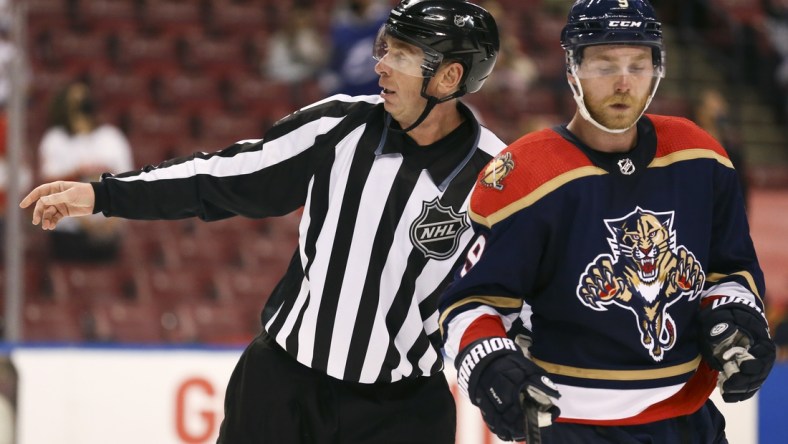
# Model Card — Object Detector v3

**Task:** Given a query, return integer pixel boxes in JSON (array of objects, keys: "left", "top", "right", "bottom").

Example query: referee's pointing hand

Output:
[{"left": 19, "top": 181, "right": 95, "bottom": 230}]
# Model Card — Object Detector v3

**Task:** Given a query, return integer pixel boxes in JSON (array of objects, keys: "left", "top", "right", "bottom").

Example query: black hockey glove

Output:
[
  {"left": 698, "top": 297, "right": 776, "bottom": 403},
  {"left": 456, "top": 337, "right": 560, "bottom": 442}
]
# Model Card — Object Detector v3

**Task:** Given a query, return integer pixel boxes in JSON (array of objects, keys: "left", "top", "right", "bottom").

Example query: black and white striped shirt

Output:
[{"left": 93, "top": 94, "right": 506, "bottom": 383}]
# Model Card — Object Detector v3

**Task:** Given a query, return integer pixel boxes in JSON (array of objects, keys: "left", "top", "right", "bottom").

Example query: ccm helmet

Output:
[
  {"left": 561, "top": 0, "right": 664, "bottom": 70},
  {"left": 560, "top": 0, "right": 665, "bottom": 133}
]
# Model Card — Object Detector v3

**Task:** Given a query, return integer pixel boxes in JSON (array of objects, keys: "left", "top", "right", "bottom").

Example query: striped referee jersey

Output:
[{"left": 92, "top": 94, "right": 506, "bottom": 383}]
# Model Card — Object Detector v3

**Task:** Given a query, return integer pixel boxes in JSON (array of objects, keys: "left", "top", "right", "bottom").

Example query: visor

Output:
[
  {"left": 372, "top": 25, "right": 443, "bottom": 77},
  {"left": 573, "top": 50, "right": 665, "bottom": 80}
]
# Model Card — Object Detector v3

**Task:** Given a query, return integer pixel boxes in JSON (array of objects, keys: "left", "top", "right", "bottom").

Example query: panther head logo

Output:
[
  {"left": 609, "top": 210, "right": 674, "bottom": 285},
  {"left": 577, "top": 207, "right": 705, "bottom": 361}
]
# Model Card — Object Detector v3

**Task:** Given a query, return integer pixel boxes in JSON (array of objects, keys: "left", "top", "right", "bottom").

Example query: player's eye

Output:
[{"left": 599, "top": 66, "right": 617, "bottom": 75}]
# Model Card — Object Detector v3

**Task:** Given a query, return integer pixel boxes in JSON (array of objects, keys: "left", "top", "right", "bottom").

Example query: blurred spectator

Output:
[
  {"left": 37, "top": 81, "right": 133, "bottom": 262},
  {"left": 693, "top": 88, "right": 750, "bottom": 207},
  {"left": 319, "top": 0, "right": 388, "bottom": 96},
  {"left": 476, "top": 0, "right": 539, "bottom": 141},
  {"left": 264, "top": 8, "right": 326, "bottom": 83},
  {"left": 480, "top": 0, "right": 538, "bottom": 97},
  {"left": 762, "top": 0, "right": 788, "bottom": 122}
]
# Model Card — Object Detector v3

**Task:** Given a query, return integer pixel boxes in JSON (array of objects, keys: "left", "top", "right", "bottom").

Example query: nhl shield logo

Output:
[
  {"left": 617, "top": 158, "right": 636, "bottom": 175},
  {"left": 410, "top": 198, "right": 470, "bottom": 260}
]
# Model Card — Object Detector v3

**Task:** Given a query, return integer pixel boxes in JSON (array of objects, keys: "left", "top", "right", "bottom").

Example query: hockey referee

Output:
[{"left": 21, "top": 1, "right": 504, "bottom": 442}]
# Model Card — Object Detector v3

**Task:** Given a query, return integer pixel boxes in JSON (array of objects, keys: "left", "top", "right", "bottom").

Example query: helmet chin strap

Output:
[
  {"left": 388, "top": 77, "right": 465, "bottom": 134},
  {"left": 390, "top": 95, "right": 440, "bottom": 134},
  {"left": 568, "top": 64, "right": 662, "bottom": 134}
]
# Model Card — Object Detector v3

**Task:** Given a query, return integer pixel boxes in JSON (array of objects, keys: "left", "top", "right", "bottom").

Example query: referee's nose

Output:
[{"left": 375, "top": 59, "right": 391, "bottom": 77}]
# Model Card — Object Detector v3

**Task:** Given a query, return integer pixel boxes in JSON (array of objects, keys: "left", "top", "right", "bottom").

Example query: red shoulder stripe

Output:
[
  {"left": 470, "top": 129, "right": 604, "bottom": 227},
  {"left": 648, "top": 114, "right": 729, "bottom": 159}
]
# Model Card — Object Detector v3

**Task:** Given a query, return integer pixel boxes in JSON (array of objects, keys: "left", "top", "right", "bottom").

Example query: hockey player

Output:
[
  {"left": 439, "top": 0, "right": 776, "bottom": 442},
  {"left": 21, "top": 1, "right": 503, "bottom": 443}
]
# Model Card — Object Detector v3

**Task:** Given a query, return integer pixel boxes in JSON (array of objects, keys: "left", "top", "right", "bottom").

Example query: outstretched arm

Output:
[{"left": 19, "top": 181, "right": 95, "bottom": 230}]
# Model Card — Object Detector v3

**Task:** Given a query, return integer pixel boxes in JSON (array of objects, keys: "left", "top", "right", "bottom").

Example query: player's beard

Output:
[{"left": 587, "top": 92, "right": 649, "bottom": 131}]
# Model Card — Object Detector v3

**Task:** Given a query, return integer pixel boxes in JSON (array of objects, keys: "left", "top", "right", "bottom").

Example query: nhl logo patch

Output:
[
  {"left": 410, "top": 198, "right": 470, "bottom": 260},
  {"left": 617, "top": 158, "right": 635, "bottom": 175}
]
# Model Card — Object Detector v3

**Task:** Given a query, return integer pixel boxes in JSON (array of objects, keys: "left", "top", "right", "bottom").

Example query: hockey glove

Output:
[
  {"left": 698, "top": 297, "right": 776, "bottom": 402},
  {"left": 456, "top": 337, "right": 560, "bottom": 442}
]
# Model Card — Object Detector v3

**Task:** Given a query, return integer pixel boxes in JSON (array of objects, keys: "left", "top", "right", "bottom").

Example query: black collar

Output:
[
  {"left": 553, "top": 116, "right": 657, "bottom": 178},
  {"left": 376, "top": 101, "right": 480, "bottom": 190}
]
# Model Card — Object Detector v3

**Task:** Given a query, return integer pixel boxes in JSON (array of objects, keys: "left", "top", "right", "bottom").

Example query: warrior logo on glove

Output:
[{"left": 576, "top": 207, "right": 705, "bottom": 361}]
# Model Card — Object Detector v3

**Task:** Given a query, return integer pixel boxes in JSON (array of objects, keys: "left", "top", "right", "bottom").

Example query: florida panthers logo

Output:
[{"left": 576, "top": 207, "right": 705, "bottom": 361}]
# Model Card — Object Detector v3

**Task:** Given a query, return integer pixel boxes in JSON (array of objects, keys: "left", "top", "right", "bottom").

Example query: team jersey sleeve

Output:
[
  {"left": 92, "top": 96, "right": 361, "bottom": 221},
  {"left": 439, "top": 129, "right": 600, "bottom": 365},
  {"left": 699, "top": 157, "right": 766, "bottom": 311},
  {"left": 439, "top": 136, "right": 558, "bottom": 364}
]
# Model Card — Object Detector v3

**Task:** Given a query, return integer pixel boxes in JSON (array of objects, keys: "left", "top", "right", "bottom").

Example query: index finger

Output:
[{"left": 19, "top": 182, "right": 59, "bottom": 209}]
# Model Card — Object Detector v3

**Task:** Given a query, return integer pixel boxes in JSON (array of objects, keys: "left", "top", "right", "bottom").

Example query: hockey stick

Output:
[{"left": 521, "top": 396, "right": 541, "bottom": 444}]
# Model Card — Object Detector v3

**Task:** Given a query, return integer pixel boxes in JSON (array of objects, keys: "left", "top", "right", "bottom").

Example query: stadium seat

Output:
[
  {"left": 92, "top": 70, "right": 152, "bottom": 110},
  {"left": 180, "top": 33, "right": 249, "bottom": 78},
  {"left": 712, "top": 0, "right": 764, "bottom": 26},
  {"left": 140, "top": 0, "right": 204, "bottom": 36},
  {"left": 164, "top": 232, "right": 245, "bottom": 269},
  {"left": 47, "top": 263, "right": 141, "bottom": 316},
  {"left": 23, "top": 301, "right": 86, "bottom": 343},
  {"left": 195, "top": 110, "right": 265, "bottom": 147},
  {"left": 206, "top": 0, "right": 268, "bottom": 36},
  {"left": 125, "top": 105, "right": 191, "bottom": 148},
  {"left": 113, "top": 31, "right": 180, "bottom": 76},
  {"left": 137, "top": 266, "right": 220, "bottom": 310},
  {"left": 89, "top": 299, "right": 169, "bottom": 343},
  {"left": 238, "top": 235, "right": 298, "bottom": 276},
  {"left": 222, "top": 74, "right": 288, "bottom": 116},
  {"left": 26, "top": 0, "right": 72, "bottom": 29},
  {"left": 76, "top": 0, "right": 140, "bottom": 33},
  {"left": 214, "top": 268, "right": 281, "bottom": 310},
  {"left": 44, "top": 29, "right": 112, "bottom": 73},
  {"left": 173, "top": 301, "right": 258, "bottom": 345},
  {"left": 156, "top": 73, "right": 223, "bottom": 114}
]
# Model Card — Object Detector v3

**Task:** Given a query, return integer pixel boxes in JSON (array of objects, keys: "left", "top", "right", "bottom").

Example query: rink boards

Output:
[{"left": 3, "top": 345, "right": 784, "bottom": 444}]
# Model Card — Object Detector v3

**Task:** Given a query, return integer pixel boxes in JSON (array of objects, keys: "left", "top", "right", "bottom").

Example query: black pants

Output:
[
  {"left": 543, "top": 399, "right": 728, "bottom": 444},
  {"left": 217, "top": 330, "right": 456, "bottom": 444}
]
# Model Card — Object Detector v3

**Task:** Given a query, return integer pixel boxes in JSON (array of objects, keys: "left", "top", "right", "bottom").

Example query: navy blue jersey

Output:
[{"left": 439, "top": 114, "right": 765, "bottom": 424}]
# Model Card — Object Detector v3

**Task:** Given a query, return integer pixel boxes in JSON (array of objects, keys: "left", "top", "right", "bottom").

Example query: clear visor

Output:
[
  {"left": 372, "top": 25, "right": 442, "bottom": 77},
  {"left": 574, "top": 54, "right": 663, "bottom": 79}
]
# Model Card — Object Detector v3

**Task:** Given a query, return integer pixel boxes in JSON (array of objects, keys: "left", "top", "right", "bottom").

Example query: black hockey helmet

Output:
[
  {"left": 560, "top": 0, "right": 664, "bottom": 71},
  {"left": 378, "top": 0, "right": 499, "bottom": 95}
]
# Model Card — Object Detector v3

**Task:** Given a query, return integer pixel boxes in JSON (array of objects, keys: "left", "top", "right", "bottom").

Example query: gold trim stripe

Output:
[
  {"left": 706, "top": 271, "right": 763, "bottom": 302},
  {"left": 438, "top": 295, "right": 522, "bottom": 336},
  {"left": 649, "top": 149, "right": 733, "bottom": 169},
  {"left": 470, "top": 166, "right": 607, "bottom": 228},
  {"left": 531, "top": 356, "right": 701, "bottom": 381}
]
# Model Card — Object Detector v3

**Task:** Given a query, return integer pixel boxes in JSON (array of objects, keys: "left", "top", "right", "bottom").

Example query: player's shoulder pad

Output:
[
  {"left": 470, "top": 128, "right": 603, "bottom": 228},
  {"left": 647, "top": 114, "right": 732, "bottom": 169}
]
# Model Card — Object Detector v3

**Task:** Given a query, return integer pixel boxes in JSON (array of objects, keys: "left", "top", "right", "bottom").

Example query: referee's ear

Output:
[{"left": 435, "top": 61, "right": 464, "bottom": 96}]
